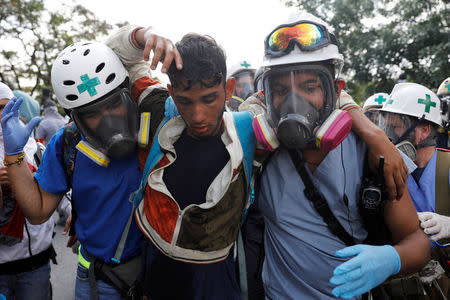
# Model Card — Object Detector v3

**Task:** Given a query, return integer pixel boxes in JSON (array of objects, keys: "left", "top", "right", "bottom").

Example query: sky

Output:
[{"left": 45, "top": 0, "right": 294, "bottom": 83}]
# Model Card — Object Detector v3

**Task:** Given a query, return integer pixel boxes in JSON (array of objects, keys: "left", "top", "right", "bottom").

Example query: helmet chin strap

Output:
[{"left": 416, "top": 135, "right": 437, "bottom": 149}]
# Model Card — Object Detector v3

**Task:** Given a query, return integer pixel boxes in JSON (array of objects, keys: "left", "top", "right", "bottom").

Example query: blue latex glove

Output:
[
  {"left": 164, "top": 96, "right": 179, "bottom": 119},
  {"left": 330, "top": 244, "right": 401, "bottom": 298},
  {"left": 1, "top": 97, "right": 41, "bottom": 155}
]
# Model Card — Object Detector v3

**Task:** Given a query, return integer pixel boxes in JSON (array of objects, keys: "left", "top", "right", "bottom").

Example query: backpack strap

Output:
[
  {"left": 62, "top": 122, "right": 81, "bottom": 183},
  {"left": 232, "top": 111, "right": 256, "bottom": 187},
  {"left": 232, "top": 111, "right": 256, "bottom": 227},
  {"left": 112, "top": 116, "right": 170, "bottom": 264},
  {"left": 231, "top": 111, "right": 255, "bottom": 300},
  {"left": 62, "top": 122, "right": 81, "bottom": 237},
  {"left": 435, "top": 148, "right": 450, "bottom": 216}
]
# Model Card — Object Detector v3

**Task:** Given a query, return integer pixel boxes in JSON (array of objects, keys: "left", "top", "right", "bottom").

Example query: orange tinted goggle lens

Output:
[{"left": 268, "top": 23, "right": 323, "bottom": 52}]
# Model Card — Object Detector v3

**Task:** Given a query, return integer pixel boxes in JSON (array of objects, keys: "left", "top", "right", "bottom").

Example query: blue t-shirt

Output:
[
  {"left": 142, "top": 129, "right": 240, "bottom": 300},
  {"left": 34, "top": 128, "right": 143, "bottom": 263}
]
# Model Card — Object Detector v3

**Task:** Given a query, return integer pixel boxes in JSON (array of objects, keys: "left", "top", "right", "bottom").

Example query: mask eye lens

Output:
[{"left": 106, "top": 98, "right": 123, "bottom": 110}]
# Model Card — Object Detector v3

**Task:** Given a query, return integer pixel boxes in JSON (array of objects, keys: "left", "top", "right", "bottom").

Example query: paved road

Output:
[{"left": 51, "top": 216, "right": 78, "bottom": 300}]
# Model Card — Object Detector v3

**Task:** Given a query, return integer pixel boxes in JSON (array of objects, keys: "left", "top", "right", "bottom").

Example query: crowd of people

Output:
[{"left": 0, "top": 8, "right": 448, "bottom": 300}]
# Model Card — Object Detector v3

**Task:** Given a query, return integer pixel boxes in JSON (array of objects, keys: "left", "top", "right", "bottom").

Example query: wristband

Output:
[{"left": 3, "top": 152, "right": 26, "bottom": 167}]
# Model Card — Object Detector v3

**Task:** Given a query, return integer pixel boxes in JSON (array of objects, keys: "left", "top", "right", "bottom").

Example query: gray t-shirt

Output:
[{"left": 259, "top": 133, "right": 367, "bottom": 299}]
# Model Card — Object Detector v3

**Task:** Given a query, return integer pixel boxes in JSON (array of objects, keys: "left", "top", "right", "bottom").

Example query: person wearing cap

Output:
[
  {"left": 376, "top": 82, "right": 450, "bottom": 298},
  {"left": 0, "top": 82, "right": 58, "bottom": 300},
  {"left": 245, "top": 11, "right": 429, "bottom": 299},
  {"left": 226, "top": 60, "right": 256, "bottom": 111}
]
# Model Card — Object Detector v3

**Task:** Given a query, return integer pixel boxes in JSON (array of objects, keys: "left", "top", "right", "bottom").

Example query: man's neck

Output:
[{"left": 414, "top": 146, "right": 435, "bottom": 168}]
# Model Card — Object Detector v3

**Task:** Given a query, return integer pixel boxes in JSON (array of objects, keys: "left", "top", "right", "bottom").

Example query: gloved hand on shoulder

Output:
[
  {"left": 330, "top": 244, "right": 401, "bottom": 298},
  {"left": 1, "top": 97, "right": 41, "bottom": 155},
  {"left": 418, "top": 212, "right": 450, "bottom": 241}
]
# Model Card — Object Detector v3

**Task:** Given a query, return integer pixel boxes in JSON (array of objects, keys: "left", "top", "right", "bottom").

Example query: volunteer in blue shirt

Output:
[{"left": 0, "top": 28, "right": 182, "bottom": 300}]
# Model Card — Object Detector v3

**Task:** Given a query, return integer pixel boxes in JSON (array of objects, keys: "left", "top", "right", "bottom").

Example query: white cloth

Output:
[{"left": 0, "top": 82, "right": 14, "bottom": 100}]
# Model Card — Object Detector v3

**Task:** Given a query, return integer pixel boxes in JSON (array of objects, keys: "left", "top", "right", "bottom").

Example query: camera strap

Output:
[{"left": 288, "top": 149, "right": 355, "bottom": 246}]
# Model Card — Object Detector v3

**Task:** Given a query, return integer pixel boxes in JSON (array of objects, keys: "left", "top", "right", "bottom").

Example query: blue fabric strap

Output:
[{"left": 232, "top": 111, "right": 255, "bottom": 186}]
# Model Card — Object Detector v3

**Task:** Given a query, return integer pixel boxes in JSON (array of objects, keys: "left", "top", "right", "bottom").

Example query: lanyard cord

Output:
[{"left": 288, "top": 149, "right": 355, "bottom": 246}]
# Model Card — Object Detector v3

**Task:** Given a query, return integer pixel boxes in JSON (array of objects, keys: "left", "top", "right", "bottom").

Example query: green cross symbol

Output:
[
  {"left": 445, "top": 82, "right": 450, "bottom": 91},
  {"left": 240, "top": 61, "right": 251, "bottom": 68},
  {"left": 417, "top": 94, "right": 436, "bottom": 113},
  {"left": 374, "top": 95, "right": 387, "bottom": 104},
  {"left": 77, "top": 74, "right": 101, "bottom": 97}
]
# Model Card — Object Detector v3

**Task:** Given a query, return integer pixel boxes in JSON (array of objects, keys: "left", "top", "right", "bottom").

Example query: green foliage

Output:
[
  {"left": 283, "top": 0, "right": 450, "bottom": 102},
  {"left": 0, "top": 0, "right": 113, "bottom": 100}
]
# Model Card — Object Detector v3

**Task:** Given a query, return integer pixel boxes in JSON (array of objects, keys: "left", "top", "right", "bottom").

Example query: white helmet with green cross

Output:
[
  {"left": 381, "top": 82, "right": 442, "bottom": 127},
  {"left": 362, "top": 92, "right": 389, "bottom": 113},
  {"left": 51, "top": 41, "right": 128, "bottom": 109}
]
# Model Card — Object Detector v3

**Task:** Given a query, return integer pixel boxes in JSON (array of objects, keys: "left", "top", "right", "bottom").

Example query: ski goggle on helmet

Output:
[{"left": 265, "top": 21, "right": 338, "bottom": 58}]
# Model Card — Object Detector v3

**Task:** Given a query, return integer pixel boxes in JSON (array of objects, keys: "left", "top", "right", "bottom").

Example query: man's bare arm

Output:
[
  {"left": 4, "top": 153, "right": 62, "bottom": 224},
  {"left": 385, "top": 188, "right": 430, "bottom": 274},
  {"left": 337, "top": 90, "right": 408, "bottom": 201}
]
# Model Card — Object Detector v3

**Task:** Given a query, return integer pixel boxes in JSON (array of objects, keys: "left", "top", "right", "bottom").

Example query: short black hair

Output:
[{"left": 167, "top": 33, "right": 226, "bottom": 91}]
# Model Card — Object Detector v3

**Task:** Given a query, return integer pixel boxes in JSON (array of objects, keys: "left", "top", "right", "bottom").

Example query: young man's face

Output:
[
  {"left": 270, "top": 72, "right": 325, "bottom": 113},
  {"left": 168, "top": 78, "right": 234, "bottom": 139}
]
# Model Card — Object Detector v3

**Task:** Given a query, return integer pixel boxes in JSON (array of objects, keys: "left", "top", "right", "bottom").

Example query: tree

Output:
[
  {"left": 0, "top": 0, "right": 115, "bottom": 101},
  {"left": 283, "top": 0, "right": 450, "bottom": 103}
]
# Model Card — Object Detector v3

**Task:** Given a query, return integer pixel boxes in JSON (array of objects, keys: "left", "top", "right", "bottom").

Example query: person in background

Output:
[
  {"left": 12, "top": 90, "right": 40, "bottom": 124},
  {"left": 376, "top": 83, "right": 450, "bottom": 298},
  {"left": 36, "top": 99, "right": 67, "bottom": 146},
  {"left": 437, "top": 77, "right": 449, "bottom": 150},
  {"left": 362, "top": 92, "right": 389, "bottom": 124},
  {"left": 0, "top": 81, "right": 60, "bottom": 300},
  {"left": 226, "top": 60, "right": 256, "bottom": 111}
]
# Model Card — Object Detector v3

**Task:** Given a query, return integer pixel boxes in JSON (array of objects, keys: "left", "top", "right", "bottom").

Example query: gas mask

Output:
[
  {"left": 234, "top": 71, "right": 255, "bottom": 101},
  {"left": 377, "top": 112, "right": 418, "bottom": 162},
  {"left": 72, "top": 88, "right": 138, "bottom": 159},
  {"left": 255, "top": 64, "right": 351, "bottom": 151}
]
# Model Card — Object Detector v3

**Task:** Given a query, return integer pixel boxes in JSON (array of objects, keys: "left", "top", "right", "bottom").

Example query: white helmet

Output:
[
  {"left": 362, "top": 92, "right": 389, "bottom": 113},
  {"left": 227, "top": 60, "right": 255, "bottom": 80},
  {"left": 262, "top": 11, "right": 344, "bottom": 71},
  {"left": 437, "top": 77, "right": 450, "bottom": 97},
  {"left": 51, "top": 41, "right": 128, "bottom": 109},
  {"left": 381, "top": 83, "right": 442, "bottom": 127}
]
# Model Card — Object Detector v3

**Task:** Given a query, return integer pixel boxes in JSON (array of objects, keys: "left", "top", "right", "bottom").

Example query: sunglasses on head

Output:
[{"left": 265, "top": 21, "right": 338, "bottom": 58}]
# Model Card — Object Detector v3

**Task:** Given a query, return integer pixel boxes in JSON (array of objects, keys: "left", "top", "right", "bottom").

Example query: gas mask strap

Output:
[
  {"left": 393, "top": 115, "right": 425, "bottom": 145},
  {"left": 76, "top": 141, "right": 110, "bottom": 167}
]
